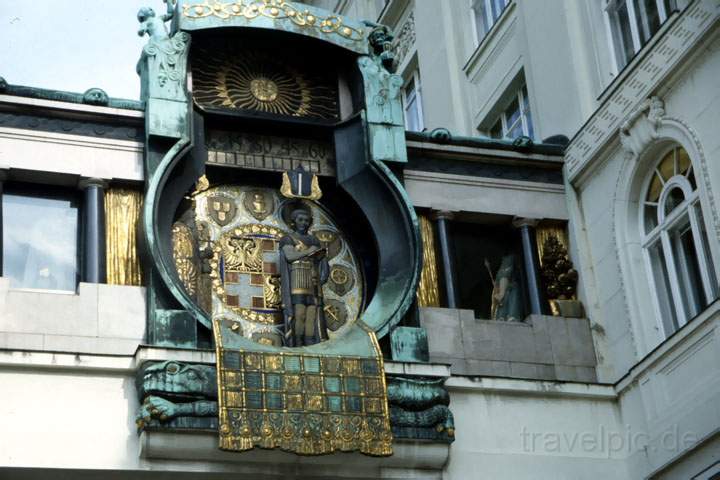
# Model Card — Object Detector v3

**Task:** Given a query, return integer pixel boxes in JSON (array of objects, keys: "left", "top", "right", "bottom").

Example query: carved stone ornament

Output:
[
  {"left": 392, "top": 12, "right": 415, "bottom": 68},
  {"left": 619, "top": 96, "right": 665, "bottom": 158}
]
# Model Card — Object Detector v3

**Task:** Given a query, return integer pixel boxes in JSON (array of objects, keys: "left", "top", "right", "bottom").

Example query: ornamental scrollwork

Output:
[{"left": 182, "top": 0, "right": 364, "bottom": 41}]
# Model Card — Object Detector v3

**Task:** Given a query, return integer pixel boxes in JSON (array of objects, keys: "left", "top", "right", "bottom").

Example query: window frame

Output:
[
  {"left": 639, "top": 145, "right": 718, "bottom": 336},
  {"left": 401, "top": 69, "right": 424, "bottom": 133},
  {"left": 604, "top": 0, "right": 674, "bottom": 71},
  {"left": 488, "top": 84, "right": 534, "bottom": 140}
]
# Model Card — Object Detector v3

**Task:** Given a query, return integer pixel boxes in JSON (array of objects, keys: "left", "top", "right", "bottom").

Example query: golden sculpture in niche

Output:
[
  {"left": 536, "top": 225, "right": 584, "bottom": 318},
  {"left": 186, "top": 185, "right": 363, "bottom": 347}
]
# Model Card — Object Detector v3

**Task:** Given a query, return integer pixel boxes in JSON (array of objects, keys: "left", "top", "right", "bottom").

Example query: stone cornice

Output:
[{"left": 565, "top": 0, "right": 719, "bottom": 185}]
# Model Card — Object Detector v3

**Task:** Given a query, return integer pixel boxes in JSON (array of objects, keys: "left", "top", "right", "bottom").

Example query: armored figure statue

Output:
[{"left": 279, "top": 207, "right": 330, "bottom": 347}]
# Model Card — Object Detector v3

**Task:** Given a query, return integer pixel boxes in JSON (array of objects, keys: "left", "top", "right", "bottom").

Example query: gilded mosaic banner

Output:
[{"left": 214, "top": 318, "right": 393, "bottom": 456}]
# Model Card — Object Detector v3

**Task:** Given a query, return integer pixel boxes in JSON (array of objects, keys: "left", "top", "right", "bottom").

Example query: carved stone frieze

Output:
[
  {"left": 392, "top": 12, "right": 416, "bottom": 68},
  {"left": 0, "top": 112, "right": 143, "bottom": 141}
]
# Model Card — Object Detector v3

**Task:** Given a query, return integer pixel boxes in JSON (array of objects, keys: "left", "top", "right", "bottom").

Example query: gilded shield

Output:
[
  {"left": 212, "top": 224, "right": 285, "bottom": 327},
  {"left": 323, "top": 299, "right": 348, "bottom": 331},
  {"left": 243, "top": 189, "right": 274, "bottom": 221},
  {"left": 314, "top": 229, "right": 342, "bottom": 260},
  {"left": 207, "top": 194, "right": 237, "bottom": 226},
  {"left": 328, "top": 265, "right": 354, "bottom": 296}
]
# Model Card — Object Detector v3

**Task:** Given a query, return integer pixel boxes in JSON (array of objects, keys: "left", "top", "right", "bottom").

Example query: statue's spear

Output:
[{"left": 484, "top": 258, "right": 496, "bottom": 287}]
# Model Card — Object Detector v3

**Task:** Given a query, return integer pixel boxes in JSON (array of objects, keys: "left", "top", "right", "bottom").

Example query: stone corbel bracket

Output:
[
  {"left": 618, "top": 96, "right": 665, "bottom": 159},
  {"left": 386, "top": 376, "right": 455, "bottom": 443}
]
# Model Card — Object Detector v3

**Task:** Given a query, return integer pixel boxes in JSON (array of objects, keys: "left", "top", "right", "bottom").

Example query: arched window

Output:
[{"left": 642, "top": 145, "right": 719, "bottom": 335}]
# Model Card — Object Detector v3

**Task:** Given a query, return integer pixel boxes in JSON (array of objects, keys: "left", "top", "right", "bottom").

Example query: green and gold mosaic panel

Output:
[{"left": 216, "top": 342, "right": 392, "bottom": 456}]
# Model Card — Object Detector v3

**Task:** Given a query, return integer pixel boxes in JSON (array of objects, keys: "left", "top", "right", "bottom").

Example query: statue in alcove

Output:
[
  {"left": 486, "top": 255, "right": 523, "bottom": 321},
  {"left": 279, "top": 205, "right": 330, "bottom": 347}
]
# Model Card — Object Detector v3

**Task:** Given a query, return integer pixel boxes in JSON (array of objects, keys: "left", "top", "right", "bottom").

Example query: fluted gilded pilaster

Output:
[
  {"left": 417, "top": 213, "right": 440, "bottom": 307},
  {"left": 105, "top": 187, "right": 143, "bottom": 286}
]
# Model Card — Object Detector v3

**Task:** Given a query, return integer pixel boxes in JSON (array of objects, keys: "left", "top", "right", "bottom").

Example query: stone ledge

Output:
[
  {"left": 446, "top": 376, "right": 616, "bottom": 400},
  {"left": 140, "top": 430, "right": 448, "bottom": 479}
]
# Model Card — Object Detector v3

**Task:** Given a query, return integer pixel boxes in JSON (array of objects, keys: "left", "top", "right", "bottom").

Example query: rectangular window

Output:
[
  {"left": 488, "top": 84, "right": 534, "bottom": 140},
  {"left": 472, "top": 0, "right": 510, "bottom": 44},
  {"left": 606, "top": 0, "right": 677, "bottom": 69},
  {"left": 402, "top": 70, "right": 424, "bottom": 132},
  {"left": 2, "top": 187, "right": 79, "bottom": 292}
]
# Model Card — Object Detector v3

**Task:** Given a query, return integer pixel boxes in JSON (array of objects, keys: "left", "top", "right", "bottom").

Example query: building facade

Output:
[{"left": 0, "top": 0, "right": 719, "bottom": 479}]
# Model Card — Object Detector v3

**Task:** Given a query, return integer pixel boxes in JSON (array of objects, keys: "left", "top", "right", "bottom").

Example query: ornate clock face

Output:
[{"left": 180, "top": 185, "right": 363, "bottom": 346}]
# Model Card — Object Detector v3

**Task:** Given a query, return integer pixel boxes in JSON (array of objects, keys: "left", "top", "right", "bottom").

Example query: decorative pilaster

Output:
[
  {"left": 434, "top": 211, "right": 457, "bottom": 309},
  {"left": 513, "top": 217, "right": 543, "bottom": 315},
  {"left": 79, "top": 178, "right": 107, "bottom": 283}
]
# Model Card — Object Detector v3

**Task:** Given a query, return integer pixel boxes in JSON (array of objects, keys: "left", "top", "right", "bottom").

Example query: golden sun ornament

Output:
[{"left": 192, "top": 47, "right": 339, "bottom": 120}]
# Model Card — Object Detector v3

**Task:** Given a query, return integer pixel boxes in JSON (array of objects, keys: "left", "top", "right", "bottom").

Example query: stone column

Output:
[
  {"left": 513, "top": 217, "right": 543, "bottom": 315},
  {"left": 79, "top": 178, "right": 107, "bottom": 283},
  {"left": 434, "top": 211, "right": 458, "bottom": 308}
]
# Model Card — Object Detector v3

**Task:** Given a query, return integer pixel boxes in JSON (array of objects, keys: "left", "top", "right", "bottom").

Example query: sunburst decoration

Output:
[{"left": 192, "top": 47, "right": 339, "bottom": 120}]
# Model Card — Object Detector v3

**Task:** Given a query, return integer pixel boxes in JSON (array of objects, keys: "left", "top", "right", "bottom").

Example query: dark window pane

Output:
[
  {"left": 507, "top": 121, "right": 523, "bottom": 139},
  {"left": 611, "top": 1, "right": 635, "bottom": 67},
  {"left": 695, "top": 204, "right": 719, "bottom": 300},
  {"left": 670, "top": 218, "right": 704, "bottom": 317},
  {"left": 649, "top": 241, "right": 678, "bottom": 333},
  {"left": 644, "top": 203, "right": 658, "bottom": 232},
  {"left": 525, "top": 107, "right": 534, "bottom": 139},
  {"left": 489, "top": 119, "right": 503, "bottom": 139},
  {"left": 506, "top": 97, "right": 521, "bottom": 127},
  {"left": 663, "top": 187, "right": 685, "bottom": 215},
  {"left": 2, "top": 193, "right": 78, "bottom": 291},
  {"left": 688, "top": 168, "right": 697, "bottom": 190},
  {"left": 405, "top": 77, "right": 416, "bottom": 100},
  {"left": 634, "top": 0, "right": 661, "bottom": 43}
]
